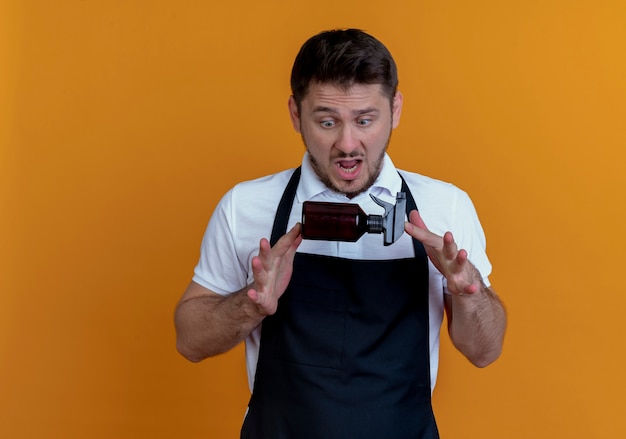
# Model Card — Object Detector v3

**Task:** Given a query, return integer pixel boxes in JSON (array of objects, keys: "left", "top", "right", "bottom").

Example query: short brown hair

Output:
[{"left": 290, "top": 29, "right": 399, "bottom": 109}]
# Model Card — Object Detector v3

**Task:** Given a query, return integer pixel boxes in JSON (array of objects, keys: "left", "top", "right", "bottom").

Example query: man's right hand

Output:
[
  {"left": 175, "top": 223, "right": 303, "bottom": 361},
  {"left": 247, "top": 223, "right": 303, "bottom": 316}
]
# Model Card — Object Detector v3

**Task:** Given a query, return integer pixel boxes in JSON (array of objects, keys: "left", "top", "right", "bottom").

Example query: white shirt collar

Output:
[{"left": 296, "top": 152, "right": 403, "bottom": 204}]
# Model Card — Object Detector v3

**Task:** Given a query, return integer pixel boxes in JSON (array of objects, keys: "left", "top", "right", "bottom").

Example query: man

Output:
[{"left": 175, "top": 29, "right": 506, "bottom": 438}]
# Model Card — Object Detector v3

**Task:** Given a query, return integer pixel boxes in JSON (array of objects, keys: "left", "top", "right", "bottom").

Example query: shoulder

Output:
[
  {"left": 397, "top": 169, "right": 468, "bottom": 205},
  {"left": 396, "top": 167, "right": 491, "bottom": 280},
  {"left": 396, "top": 169, "right": 479, "bottom": 235},
  {"left": 214, "top": 168, "right": 298, "bottom": 235},
  {"left": 218, "top": 168, "right": 297, "bottom": 210},
  {"left": 230, "top": 168, "right": 297, "bottom": 201},
  {"left": 195, "top": 167, "right": 299, "bottom": 292}
]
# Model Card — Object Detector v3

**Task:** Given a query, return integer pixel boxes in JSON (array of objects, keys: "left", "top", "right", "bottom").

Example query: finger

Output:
[
  {"left": 286, "top": 224, "right": 303, "bottom": 255},
  {"left": 256, "top": 238, "right": 274, "bottom": 271},
  {"left": 442, "top": 232, "right": 460, "bottom": 260},
  {"left": 272, "top": 223, "right": 303, "bottom": 257},
  {"left": 408, "top": 210, "right": 428, "bottom": 229},
  {"left": 404, "top": 212, "right": 427, "bottom": 239},
  {"left": 462, "top": 283, "right": 480, "bottom": 295},
  {"left": 285, "top": 237, "right": 302, "bottom": 263},
  {"left": 247, "top": 288, "right": 260, "bottom": 303},
  {"left": 258, "top": 237, "right": 272, "bottom": 258},
  {"left": 246, "top": 288, "right": 275, "bottom": 315},
  {"left": 455, "top": 248, "right": 469, "bottom": 265},
  {"left": 251, "top": 255, "right": 269, "bottom": 287},
  {"left": 285, "top": 223, "right": 303, "bottom": 253},
  {"left": 405, "top": 220, "right": 444, "bottom": 251}
]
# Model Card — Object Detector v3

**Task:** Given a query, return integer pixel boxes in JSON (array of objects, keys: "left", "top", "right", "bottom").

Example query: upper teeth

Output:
[{"left": 338, "top": 163, "right": 357, "bottom": 172}]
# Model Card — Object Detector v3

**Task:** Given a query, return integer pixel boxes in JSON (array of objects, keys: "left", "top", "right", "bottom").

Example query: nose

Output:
[{"left": 335, "top": 125, "right": 360, "bottom": 154}]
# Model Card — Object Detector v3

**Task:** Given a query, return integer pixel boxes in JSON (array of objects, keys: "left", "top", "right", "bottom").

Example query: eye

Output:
[
  {"left": 320, "top": 120, "right": 336, "bottom": 128},
  {"left": 357, "top": 118, "right": 372, "bottom": 126}
]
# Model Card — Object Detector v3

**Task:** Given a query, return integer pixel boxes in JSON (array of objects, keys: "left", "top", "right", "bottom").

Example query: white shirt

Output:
[{"left": 193, "top": 152, "right": 491, "bottom": 392}]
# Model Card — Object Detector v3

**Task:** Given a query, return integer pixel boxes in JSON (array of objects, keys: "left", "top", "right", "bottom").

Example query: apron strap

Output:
[
  {"left": 270, "top": 167, "right": 301, "bottom": 246},
  {"left": 398, "top": 173, "right": 427, "bottom": 260},
  {"left": 399, "top": 173, "right": 417, "bottom": 213}
]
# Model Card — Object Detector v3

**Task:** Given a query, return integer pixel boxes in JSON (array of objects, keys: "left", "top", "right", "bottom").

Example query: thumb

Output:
[{"left": 407, "top": 210, "right": 428, "bottom": 230}]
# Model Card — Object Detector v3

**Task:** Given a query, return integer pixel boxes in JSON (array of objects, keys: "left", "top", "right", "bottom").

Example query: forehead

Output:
[{"left": 301, "top": 82, "right": 389, "bottom": 111}]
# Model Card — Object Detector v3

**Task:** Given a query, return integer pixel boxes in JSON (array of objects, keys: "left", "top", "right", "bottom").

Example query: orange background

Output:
[{"left": 2, "top": 1, "right": 625, "bottom": 438}]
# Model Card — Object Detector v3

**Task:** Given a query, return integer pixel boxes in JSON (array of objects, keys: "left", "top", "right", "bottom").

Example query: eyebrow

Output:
[{"left": 312, "top": 106, "right": 380, "bottom": 116}]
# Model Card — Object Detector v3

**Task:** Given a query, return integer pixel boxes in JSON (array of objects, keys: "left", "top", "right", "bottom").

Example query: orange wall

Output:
[{"left": 2, "top": 1, "right": 625, "bottom": 438}]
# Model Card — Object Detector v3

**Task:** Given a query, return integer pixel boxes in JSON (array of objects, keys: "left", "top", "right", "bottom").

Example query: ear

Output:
[
  {"left": 391, "top": 91, "right": 403, "bottom": 129},
  {"left": 288, "top": 96, "right": 302, "bottom": 133}
]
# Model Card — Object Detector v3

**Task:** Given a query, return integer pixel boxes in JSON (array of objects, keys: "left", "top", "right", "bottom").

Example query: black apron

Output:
[{"left": 241, "top": 168, "right": 439, "bottom": 439}]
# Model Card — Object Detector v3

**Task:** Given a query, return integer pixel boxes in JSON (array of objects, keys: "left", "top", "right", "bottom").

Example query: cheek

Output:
[
  {"left": 367, "top": 128, "right": 390, "bottom": 148},
  {"left": 303, "top": 128, "right": 332, "bottom": 150}
]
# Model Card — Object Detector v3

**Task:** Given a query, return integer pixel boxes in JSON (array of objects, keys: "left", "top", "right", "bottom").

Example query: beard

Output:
[{"left": 304, "top": 129, "right": 392, "bottom": 199}]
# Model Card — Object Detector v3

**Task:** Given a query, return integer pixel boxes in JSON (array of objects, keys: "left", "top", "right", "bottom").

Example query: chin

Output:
[{"left": 337, "top": 182, "right": 369, "bottom": 199}]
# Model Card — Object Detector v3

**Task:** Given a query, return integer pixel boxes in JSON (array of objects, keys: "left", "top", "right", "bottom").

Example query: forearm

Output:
[
  {"left": 175, "top": 285, "right": 265, "bottom": 362},
  {"left": 404, "top": 210, "right": 507, "bottom": 366},
  {"left": 176, "top": 225, "right": 302, "bottom": 362},
  {"left": 446, "top": 285, "right": 507, "bottom": 367}
]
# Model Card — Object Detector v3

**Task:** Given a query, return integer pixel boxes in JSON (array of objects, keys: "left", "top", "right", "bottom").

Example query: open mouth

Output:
[
  {"left": 335, "top": 159, "right": 362, "bottom": 180},
  {"left": 337, "top": 160, "right": 359, "bottom": 173}
]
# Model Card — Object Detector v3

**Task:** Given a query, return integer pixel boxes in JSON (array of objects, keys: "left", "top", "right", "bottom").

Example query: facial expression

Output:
[{"left": 289, "top": 83, "right": 403, "bottom": 198}]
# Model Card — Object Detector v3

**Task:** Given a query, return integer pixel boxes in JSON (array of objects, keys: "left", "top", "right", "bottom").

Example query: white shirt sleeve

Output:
[
  {"left": 192, "top": 189, "right": 249, "bottom": 296},
  {"left": 450, "top": 188, "right": 492, "bottom": 287}
]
